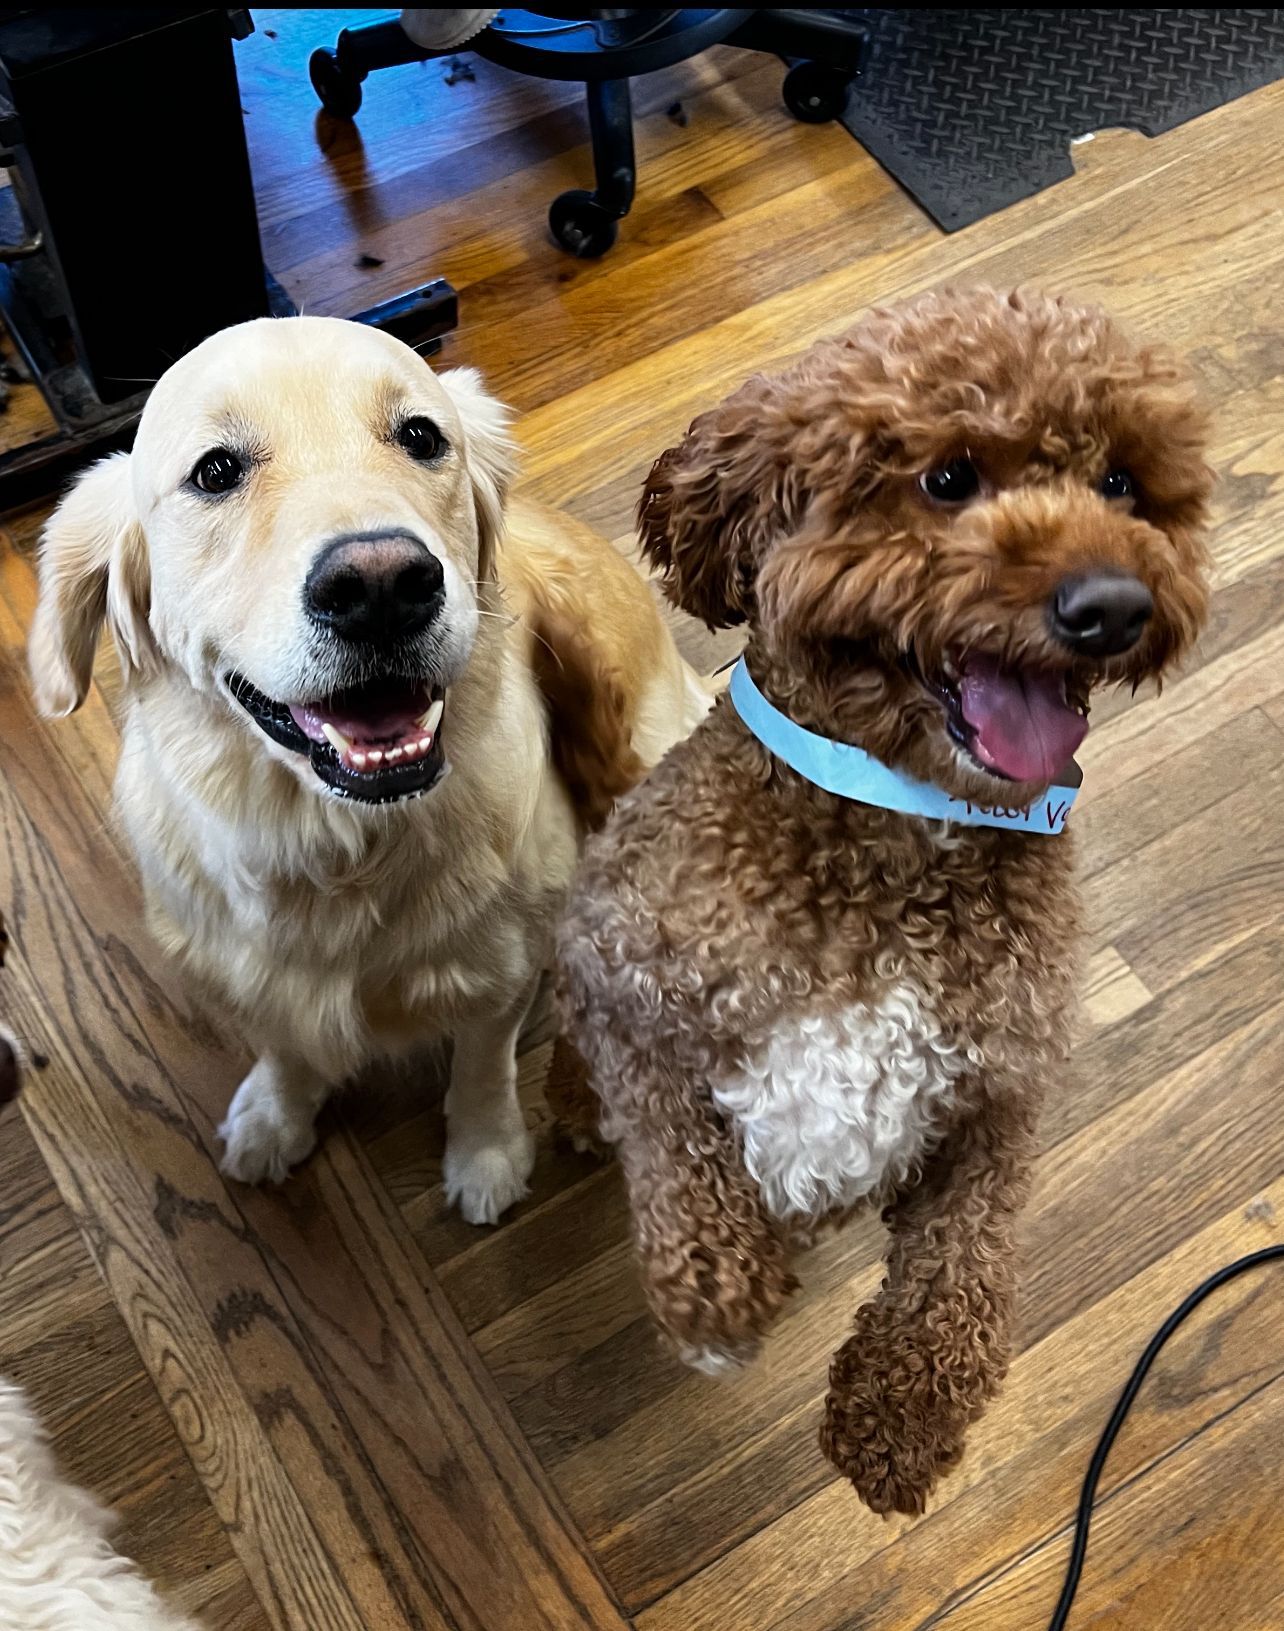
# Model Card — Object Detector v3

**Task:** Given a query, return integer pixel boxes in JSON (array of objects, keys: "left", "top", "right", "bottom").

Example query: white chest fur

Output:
[{"left": 712, "top": 984, "right": 972, "bottom": 1220}]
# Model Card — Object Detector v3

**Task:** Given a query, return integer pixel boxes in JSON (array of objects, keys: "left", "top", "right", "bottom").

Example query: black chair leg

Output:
[
  {"left": 549, "top": 78, "right": 636, "bottom": 258},
  {"left": 310, "top": 20, "right": 432, "bottom": 119},
  {"left": 587, "top": 78, "right": 637, "bottom": 218}
]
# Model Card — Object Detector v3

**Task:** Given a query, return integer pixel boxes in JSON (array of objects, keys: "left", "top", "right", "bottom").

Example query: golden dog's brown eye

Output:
[
  {"left": 396, "top": 417, "right": 447, "bottom": 462},
  {"left": 1100, "top": 468, "right": 1136, "bottom": 501},
  {"left": 192, "top": 448, "right": 244, "bottom": 495},
  {"left": 920, "top": 458, "right": 980, "bottom": 504}
]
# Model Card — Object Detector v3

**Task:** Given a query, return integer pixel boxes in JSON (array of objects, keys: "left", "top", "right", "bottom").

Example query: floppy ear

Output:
[
  {"left": 528, "top": 599, "right": 647, "bottom": 835},
  {"left": 438, "top": 366, "right": 518, "bottom": 579},
  {"left": 638, "top": 373, "right": 803, "bottom": 630},
  {"left": 28, "top": 452, "right": 156, "bottom": 717}
]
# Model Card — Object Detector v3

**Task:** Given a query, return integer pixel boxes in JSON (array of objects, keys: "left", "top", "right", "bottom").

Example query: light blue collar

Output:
[{"left": 727, "top": 658, "right": 1080, "bottom": 836}]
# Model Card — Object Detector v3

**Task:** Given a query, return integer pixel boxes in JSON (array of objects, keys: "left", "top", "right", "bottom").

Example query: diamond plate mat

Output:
[{"left": 838, "top": 8, "right": 1284, "bottom": 230}]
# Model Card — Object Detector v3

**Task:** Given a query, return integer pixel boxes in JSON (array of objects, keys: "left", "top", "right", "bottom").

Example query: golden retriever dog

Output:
[{"left": 29, "top": 315, "right": 709, "bottom": 1224}]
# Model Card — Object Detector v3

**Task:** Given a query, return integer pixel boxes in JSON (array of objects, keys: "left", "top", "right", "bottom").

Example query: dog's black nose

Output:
[
  {"left": 1048, "top": 572, "right": 1153, "bottom": 657},
  {"left": 305, "top": 532, "right": 444, "bottom": 644}
]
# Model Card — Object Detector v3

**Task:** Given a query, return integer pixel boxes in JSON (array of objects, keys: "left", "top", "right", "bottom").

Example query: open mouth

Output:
[
  {"left": 930, "top": 653, "right": 1089, "bottom": 784},
  {"left": 227, "top": 672, "right": 448, "bottom": 804}
]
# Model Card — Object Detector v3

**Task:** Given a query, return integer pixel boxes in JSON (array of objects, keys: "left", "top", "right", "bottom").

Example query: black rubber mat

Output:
[{"left": 839, "top": 9, "right": 1284, "bottom": 231}]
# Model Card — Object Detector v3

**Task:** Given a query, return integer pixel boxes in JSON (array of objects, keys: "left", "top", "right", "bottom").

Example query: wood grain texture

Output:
[{"left": 2, "top": 16, "right": 1282, "bottom": 1631}]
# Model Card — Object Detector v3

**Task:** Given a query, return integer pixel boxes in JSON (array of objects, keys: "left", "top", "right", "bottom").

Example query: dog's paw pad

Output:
[
  {"left": 443, "top": 1131, "right": 534, "bottom": 1226},
  {"left": 218, "top": 1099, "right": 317, "bottom": 1186}
]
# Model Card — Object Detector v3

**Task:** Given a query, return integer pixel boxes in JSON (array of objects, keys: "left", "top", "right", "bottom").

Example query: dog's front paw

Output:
[
  {"left": 443, "top": 1124, "right": 535, "bottom": 1225},
  {"left": 677, "top": 1340, "right": 758, "bottom": 1378},
  {"left": 218, "top": 1074, "right": 318, "bottom": 1186},
  {"left": 821, "top": 1355, "right": 969, "bottom": 1516}
]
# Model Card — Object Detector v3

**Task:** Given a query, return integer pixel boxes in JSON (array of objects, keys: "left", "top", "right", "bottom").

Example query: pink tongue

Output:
[
  {"left": 958, "top": 656, "right": 1087, "bottom": 784},
  {"left": 289, "top": 681, "right": 432, "bottom": 748}
]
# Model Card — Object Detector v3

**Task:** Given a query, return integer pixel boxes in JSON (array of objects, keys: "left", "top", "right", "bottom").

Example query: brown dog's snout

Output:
[
  {"left": 1047, "top": 571, "right": 1153, "bottom": 658},
  {"left": 305, "top": 531, "right": 445, "bottom": 645}
]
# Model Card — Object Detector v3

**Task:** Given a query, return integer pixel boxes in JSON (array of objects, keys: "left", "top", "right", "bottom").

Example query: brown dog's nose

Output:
[
  {"left": 1048, "top": 572, "right": 1153, "bottom": 657},
  {"left": 305, "top": 531, "right": 444, "bottom": 644}
]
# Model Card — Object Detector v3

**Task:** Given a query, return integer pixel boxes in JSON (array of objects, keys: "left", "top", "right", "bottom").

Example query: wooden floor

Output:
[{"left": 2, "top": 11, "right": 1284, "bottom": 1628}]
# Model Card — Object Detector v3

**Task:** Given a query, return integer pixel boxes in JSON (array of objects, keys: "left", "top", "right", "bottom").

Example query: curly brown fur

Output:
[
  {"left": 821, "top": 1096, "right": 1036, "bottom": 1513},
  {"left": 557, "top": 287, "right": 1212, "bottom": 1513}
]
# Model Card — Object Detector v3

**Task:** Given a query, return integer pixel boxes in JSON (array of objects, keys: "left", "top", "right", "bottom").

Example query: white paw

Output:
[
  {"left": 218, "top": 1080, "right": 318, "bottom": 1186},
  {"left": 443, "top": 1125, "right": 535, "bottom": 1226},
  {"left": 678, "top": 1342, "right": 755, "bottom": 1378}
]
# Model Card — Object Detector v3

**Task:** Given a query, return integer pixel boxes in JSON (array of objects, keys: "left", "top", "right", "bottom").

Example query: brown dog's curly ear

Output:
[
  {"left": 28, "top": 453, "right": 155, "bottom": 717},
  {"left": 639, "top": 374, "right": 802, "bottom": 630}
]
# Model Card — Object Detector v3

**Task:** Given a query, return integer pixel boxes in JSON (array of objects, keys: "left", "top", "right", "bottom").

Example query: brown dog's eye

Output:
[
  {"left": 919, "top": 458, "right": 981, "bottom": 505},
  {"left": 396, "top": 417, "right": 447, "bottom": 462},
  {"left": 1100, "top": 469, "right": 1136, "bottom": 501},
  {"left": 192, "top": 448, "right": 245, "bottom": 495}
]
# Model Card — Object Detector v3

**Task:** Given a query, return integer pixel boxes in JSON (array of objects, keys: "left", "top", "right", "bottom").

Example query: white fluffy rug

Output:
[{"left": 0, "top": 1378, "right": 199, "bottom": 1630}]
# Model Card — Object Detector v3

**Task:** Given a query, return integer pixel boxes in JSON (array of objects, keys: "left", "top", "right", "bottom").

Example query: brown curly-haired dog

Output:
[{"left": 555, "top": 287, "right": 1212, "bottom": 1516}]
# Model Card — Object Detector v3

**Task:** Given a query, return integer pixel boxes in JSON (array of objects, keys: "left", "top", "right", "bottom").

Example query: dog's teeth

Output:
[
  {"left": 419, "top": 698, "right": 445, "bottom": 733},
  {"left": 416, "top": 734, "right": 433, "bottom": 755},
  {"left": 350, "top": 749, "right": 367, "bottom": 771},
  {"left": 402, "top": 740, "right": 420, "bottom": 761},
  {"left": 385, "top": 746, "right": 404, "bottom": 764},
  {"left": 366, "top": 748, "right": 383, "bottom": 766},
  {"left": 320, "top": 722, "right": 351, "bottom": 756}
]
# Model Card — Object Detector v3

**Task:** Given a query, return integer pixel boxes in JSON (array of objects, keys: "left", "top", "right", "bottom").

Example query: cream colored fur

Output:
[
  {"left": 0, "top": 1378, "right": 197, "bottom": 1631},
  {"left": 29, "top": 316, "right": 707, "bottom": 1224},
  {"left": 711, "top": 985, "right": 971, "bottom": 1221}
]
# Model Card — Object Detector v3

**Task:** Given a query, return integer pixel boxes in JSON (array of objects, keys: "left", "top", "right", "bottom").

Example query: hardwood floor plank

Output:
[
  {"left": 474, "top": 1240, "right": 642, "bottom": 1400},
  {"left": 1083, "top": 761, "right": 1283, "bottom": 982},
  {"left": 1074, "top": 707, "right": 1282, "bottom": 883},
  {"left": 1063, "top": 919, "right": 1284, "bottom": 1145},
  {"left": 1080, "top": 945, "right": 1152, "bottom": 1028},
  {"left": 451, "top": 159, "right": 915, "bottom": 414},
  {"left": 508, "top": 83, "right": 1284, "bottom": 534},
  {"left": 927, "top": 1372, "right": 1284, "bottom": 1629},
  {"left": 635, "top": 1176, "right": 1284, "bottom": 1629},
  {"left": 533, "top": 1000, "right": 1283, "bottom": 1603},
  {"left": 436, "top": 1167, "right": 631, "bottom": 1337}
]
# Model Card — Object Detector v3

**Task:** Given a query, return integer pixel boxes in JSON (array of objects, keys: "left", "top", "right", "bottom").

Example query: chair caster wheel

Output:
[
  {"left": 783, "top": 61, "right": 852, "bottom": 124},
  {"left": 310, "top": 47, "right": 364, "bottom": 118},
  {"left": 549, "top": 190, "right": 619, "bottom": 258}
]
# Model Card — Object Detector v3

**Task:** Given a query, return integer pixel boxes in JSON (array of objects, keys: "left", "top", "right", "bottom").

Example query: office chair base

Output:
[{"left": 307, "top": 9, "right": 869, "bottom": 257}]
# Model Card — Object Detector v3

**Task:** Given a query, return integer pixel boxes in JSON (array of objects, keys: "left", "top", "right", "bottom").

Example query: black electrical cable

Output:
[{"left": 1047, "top": 1243, "right": 1284, "bottom": 1629}]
